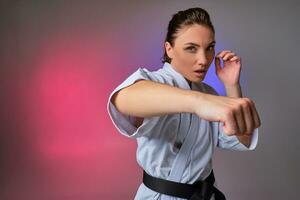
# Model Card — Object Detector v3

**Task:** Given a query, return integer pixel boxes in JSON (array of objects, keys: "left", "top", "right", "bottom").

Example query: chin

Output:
[{"left": 193, "top": 77, "right": 204, "bottom": 83}]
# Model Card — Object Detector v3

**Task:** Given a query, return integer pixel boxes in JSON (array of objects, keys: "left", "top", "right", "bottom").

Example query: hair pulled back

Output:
[{"left": 162, "top": 7, "right": 215, "bottom": 63}]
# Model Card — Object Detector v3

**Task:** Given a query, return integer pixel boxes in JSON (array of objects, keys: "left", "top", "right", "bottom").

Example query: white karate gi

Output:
[{"left": 107, "top": 62, "right": 259, "bottom": 200}]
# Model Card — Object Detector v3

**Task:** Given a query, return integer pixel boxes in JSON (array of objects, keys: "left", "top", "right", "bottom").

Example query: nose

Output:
[{"left": 196, "top": 50, "right": 208, "bottom": 67}]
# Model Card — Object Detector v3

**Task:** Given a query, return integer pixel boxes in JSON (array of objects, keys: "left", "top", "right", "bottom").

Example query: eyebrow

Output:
[{"left": 184, "top": 41, "right": 216, "bottom": 47}]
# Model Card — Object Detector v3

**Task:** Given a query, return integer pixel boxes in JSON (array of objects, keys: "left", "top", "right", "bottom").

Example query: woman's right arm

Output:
[
  {"left": 111, "top": 80, "right": 260, "bottom": 136},
  {"left": 111, "top": 80, "right": 197, "bottom": 117}
]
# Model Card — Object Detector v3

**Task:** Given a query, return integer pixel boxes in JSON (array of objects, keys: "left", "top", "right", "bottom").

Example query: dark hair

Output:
[{"left": 162, "top": 7, "right": 215, "bottom": 63}]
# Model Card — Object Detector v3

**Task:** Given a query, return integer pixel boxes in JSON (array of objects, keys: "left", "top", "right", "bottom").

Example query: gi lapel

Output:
[{"left": 162, "top": 62, "right": 200, "bottom": 182}]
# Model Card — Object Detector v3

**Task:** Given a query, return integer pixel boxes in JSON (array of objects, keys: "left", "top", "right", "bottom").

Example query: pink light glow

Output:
[{"left": 22, "top": 33, "right": 109, "bottom": 159}]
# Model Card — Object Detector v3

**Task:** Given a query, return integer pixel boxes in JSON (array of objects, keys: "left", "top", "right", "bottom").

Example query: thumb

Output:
[
  {"left": 221, "top": 120, "right": 237, "bottom": 136},
  {"left": 215, "top": 56, "right": 222, "bottom": 74}
]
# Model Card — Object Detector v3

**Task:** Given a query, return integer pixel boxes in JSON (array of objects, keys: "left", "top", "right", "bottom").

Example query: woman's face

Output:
[{"left": 165, "top": 24, "right": 215, "bottom": 85}]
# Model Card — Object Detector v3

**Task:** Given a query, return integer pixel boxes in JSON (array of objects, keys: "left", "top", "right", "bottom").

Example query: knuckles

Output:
[{"left": 222, "top": 97, "right": 258, "bottom": 136}]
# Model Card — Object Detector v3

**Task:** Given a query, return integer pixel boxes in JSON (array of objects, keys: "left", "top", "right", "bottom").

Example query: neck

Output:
[
  {"left": 169, "top": 61, "right": 192, "bottom": 88},
  {"left": 185, "top": 78, "right": 192, "bottom": 88}
]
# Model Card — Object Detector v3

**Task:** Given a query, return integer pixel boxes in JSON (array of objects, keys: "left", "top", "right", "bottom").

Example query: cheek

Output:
[{"left": 178, "top": 51, "right": 196, "bottom": 63}]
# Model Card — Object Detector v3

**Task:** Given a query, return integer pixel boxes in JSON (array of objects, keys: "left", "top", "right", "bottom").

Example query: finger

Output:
[
  {"left": 217, "top": 50, "right": 232, "bottom": 58},
  {"left": 215, "top": 56, "right": 222, "bottom": 73},
  {"left": 222, "top": 52, "right": 236, "bottom": 61},
  {"left": 229, "top": 56, "right": 240, "bottom": 62},
  {"left": 234, "top": 106, "right": 247, "bottom": 136},
  {"left": 249, "top": 101, "right": 261, "bottom": 128},
  {"left": 242, "top": 101, "right": 255, "bottom": 135},
  {"left": 223, "top": 110, "right": 239, "bottom": 136},
  {"left": 216, "top": 50, "right": 232, "bottom": 58}
]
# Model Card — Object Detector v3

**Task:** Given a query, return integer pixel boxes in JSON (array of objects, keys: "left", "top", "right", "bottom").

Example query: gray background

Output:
[{"left": 1, "top": 0, "right": 299, "bottom": 199}]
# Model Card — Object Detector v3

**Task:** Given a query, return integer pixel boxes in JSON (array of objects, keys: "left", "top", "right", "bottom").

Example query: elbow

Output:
[
  {"left": 111, "top": 84, "right": 139, "bottom": 116},
  {"left": 111, "top": 89, "right": 127, "bottom": 115},
  {"left": 111, "top": 80, "right": 149, "bottom": 116},
  {"left": 236, "top": 135, "right": 251, "bottom": 148}
]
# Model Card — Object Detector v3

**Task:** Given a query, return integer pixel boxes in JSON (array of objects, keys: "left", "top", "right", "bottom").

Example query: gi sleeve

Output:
[
  {"left": 107, "top": 68, "right": 161, "bottom": 138},
  {"left": 217, "top": 122, "right": 259, "bottom": 151}
]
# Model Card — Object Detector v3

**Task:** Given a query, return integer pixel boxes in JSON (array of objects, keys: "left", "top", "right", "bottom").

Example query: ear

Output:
[{"left": 165, "top": 41, "right": 174, "bottom": 59}]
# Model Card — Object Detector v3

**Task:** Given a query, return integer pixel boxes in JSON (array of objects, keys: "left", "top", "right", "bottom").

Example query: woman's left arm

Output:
[
  {"left": 215, "top": 50, "right": 260, "bottom": 148},
  {"left": 224, "top": 84, "right": 252, "bottom": 148}
]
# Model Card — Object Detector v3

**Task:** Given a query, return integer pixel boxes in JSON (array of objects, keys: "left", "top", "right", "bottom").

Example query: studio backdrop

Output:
[{"left": 1, "top": 1, "right": 299, "bottom": 199}]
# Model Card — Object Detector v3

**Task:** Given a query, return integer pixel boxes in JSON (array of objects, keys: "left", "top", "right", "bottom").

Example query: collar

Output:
[{"left": 162, "top": 62, "right": 192, "bottom": 90}]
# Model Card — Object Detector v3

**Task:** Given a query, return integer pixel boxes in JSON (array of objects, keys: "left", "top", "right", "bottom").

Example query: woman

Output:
[{"left": 107, "top": 7, "right": 261, "bottom": 200}]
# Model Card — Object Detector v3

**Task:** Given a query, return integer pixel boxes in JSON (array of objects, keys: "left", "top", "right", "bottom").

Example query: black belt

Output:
[{"left": 143, "top": 170, "right": 226, "bottom": 200}]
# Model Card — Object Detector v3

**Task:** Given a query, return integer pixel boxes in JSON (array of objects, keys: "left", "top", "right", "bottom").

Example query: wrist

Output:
[
  {"left": 224, "top": 83, "right": 241, "bottom": 89},
  {"left": 224, "top": 84, "right": 242, "bottom": 98}
]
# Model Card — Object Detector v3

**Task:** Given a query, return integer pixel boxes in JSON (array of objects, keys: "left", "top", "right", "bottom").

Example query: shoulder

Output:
[{"left": 133, "top": 67, "right": 177, "bottom": 86}]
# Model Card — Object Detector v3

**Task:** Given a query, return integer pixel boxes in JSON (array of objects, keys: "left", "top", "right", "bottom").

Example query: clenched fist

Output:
[{"left": 193, "top": 93, "right": 261, "bottom": 136}]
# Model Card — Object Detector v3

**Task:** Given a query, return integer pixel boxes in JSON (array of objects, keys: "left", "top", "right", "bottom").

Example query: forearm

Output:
[
  {"left": 111, "top": 80, "right": 200, "bottom": 117},
  {"left": 225, "top": 84, "right": 251, "bottom": 148}
]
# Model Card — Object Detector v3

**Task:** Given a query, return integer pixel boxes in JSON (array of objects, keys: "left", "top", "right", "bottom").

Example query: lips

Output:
[
  {"left": 194, "top": 69, "right": 207, "bottom": 77},
  {"left": 194, "top": 69, "right": 207, "bottom": 73},
  {"left": 195, "top": 69, "right": 206, "bottom": 73}
]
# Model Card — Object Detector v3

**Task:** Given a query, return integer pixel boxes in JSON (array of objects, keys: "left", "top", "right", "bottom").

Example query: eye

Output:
[
  {"left": 206, "top": 45, "right": 215, "bottom": 51},
  {"left": 185, "top": 46, "right": 197, "bottom": 53}
]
